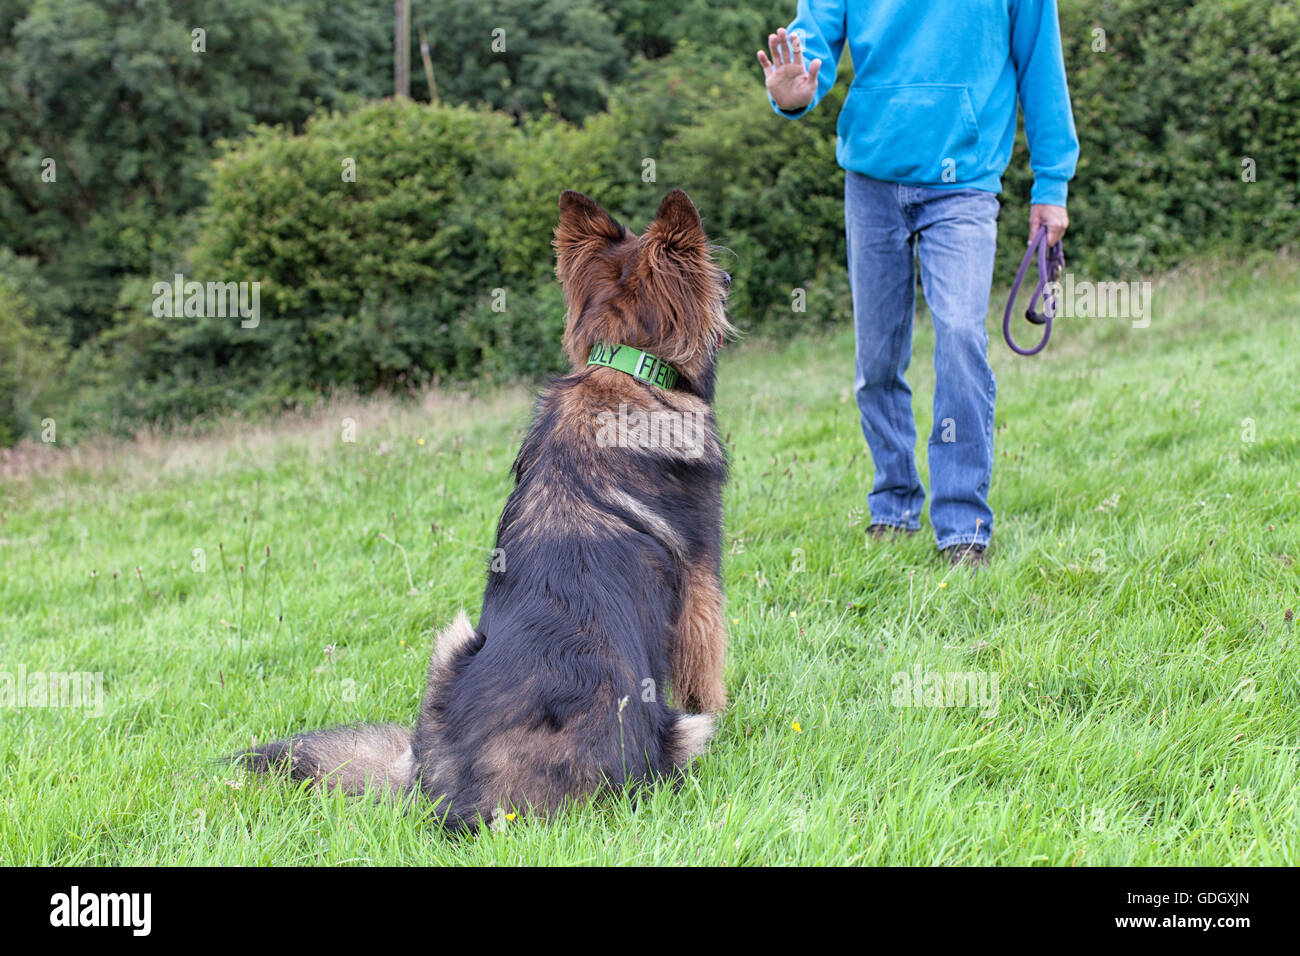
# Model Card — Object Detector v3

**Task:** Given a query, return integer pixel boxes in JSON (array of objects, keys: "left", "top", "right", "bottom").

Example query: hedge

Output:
[{"left": 36, "top": 0, "right": 1300, "bottom": 437}]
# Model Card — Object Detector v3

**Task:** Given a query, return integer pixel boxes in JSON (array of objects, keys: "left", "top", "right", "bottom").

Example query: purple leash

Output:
[{"left": 1003, "top": 225, "right": 1064, "bottom": 356}]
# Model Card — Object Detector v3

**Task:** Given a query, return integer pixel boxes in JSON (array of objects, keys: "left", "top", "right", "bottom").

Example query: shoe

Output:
[
  {"left": 942, "top": 542, "right": 990, "bottom": 567},
  {"left": 867, "top": 524, "right": 918, "bottom": 541}
]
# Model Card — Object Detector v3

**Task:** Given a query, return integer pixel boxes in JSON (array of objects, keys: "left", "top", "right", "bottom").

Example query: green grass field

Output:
[{"left": 2, "top": 253, "right": 1297, "bottom": 865}]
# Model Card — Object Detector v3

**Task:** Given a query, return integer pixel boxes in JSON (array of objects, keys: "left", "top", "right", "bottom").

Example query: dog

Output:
[{"left": 239, "top": 190, "right": 735, "bottom": 830}]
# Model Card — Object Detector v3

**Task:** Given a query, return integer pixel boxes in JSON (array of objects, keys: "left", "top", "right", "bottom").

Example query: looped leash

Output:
[{"left": 1003, "top": 225, "right": 1064, "bottom": 356}]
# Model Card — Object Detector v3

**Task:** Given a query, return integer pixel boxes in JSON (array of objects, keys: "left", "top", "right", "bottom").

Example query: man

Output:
[{"left": 759, "top": 1, "right": 1079, "bottom": 566}]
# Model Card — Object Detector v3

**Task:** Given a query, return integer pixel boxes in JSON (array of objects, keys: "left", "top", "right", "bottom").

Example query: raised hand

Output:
[{"left": 757, "top": 27, "right": 822, "bottom": 113}]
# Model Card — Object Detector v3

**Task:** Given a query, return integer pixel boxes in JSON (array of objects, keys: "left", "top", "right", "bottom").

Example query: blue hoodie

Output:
[{"left": 771, "top": 0, "right": 1079, "bottom": 205}]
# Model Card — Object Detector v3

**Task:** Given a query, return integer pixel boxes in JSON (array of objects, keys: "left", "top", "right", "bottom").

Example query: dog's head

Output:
[{"left": 553, "top": 190, "right": 735, "bottom": 399}]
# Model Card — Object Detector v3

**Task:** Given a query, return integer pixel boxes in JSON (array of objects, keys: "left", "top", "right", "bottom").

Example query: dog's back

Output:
[{"left": 409, "top": 367, "right": 725, "bottom": 826}]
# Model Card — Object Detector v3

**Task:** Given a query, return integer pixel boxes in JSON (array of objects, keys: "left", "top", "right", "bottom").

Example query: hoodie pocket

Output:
[{"left": 837, "top": 83, "right": 981, "bottom": 184}]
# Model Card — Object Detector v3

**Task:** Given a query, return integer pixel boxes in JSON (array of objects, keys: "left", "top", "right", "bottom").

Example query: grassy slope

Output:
[{"left": 1, "top": 255, "right": 1297, "bottom": 865}]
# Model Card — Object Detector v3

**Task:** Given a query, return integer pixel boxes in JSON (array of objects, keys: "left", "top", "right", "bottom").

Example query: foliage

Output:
[
  {"left": 0, "top": 272, "right": 63, "bottom": 446},
  {"left": 419, "top": 0, "right": 627, "bottom": 123},
  {"left": 2, "top": 0, "right": 1298, "bottom": 440}
]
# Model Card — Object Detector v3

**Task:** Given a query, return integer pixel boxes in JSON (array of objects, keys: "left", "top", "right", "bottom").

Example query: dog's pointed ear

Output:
[
  {"left": 555, "top": 191, "right": 624, "bottom": 248},
  {"left": 645, "top": 189, "right": 706, "bottom": 251}
]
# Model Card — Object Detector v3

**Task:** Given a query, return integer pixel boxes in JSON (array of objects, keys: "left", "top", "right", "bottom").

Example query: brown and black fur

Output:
[{"left": 239, "top": 190, "right": 735, "bottom": 830}]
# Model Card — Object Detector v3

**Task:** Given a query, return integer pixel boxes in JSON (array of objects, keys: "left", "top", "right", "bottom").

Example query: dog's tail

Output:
[
  {"left": 238, "top": 723, "right": 416, "bottom": 796},
  {"left": 235, "top": 613, "right": 478, "bottom": 798}
]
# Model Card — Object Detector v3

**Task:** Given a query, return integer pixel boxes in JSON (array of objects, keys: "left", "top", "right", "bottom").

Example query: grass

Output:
[{"left": 1, "top": 252, "right": 1297, "bottom": 865}]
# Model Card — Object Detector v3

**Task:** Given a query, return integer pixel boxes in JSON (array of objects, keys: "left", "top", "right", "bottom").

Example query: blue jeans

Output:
[{"left": 845, "top": 172, "right": 999, "bottom": 549}]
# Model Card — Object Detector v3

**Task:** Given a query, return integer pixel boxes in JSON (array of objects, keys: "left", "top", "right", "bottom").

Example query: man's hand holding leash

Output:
[{"left": 1030, "top": 203, "right": 1069, "bottom": 246}]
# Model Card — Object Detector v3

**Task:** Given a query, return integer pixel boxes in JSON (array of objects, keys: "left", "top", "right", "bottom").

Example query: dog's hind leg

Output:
[
  {"left": 670, "top": 564, "right": 728, "bottom": 713},
  {"left": 422, "top": 611, "right": 478, "bottom": 698},
  {"left": 662, "top": 711, "right": 717, "bottom": 774}
]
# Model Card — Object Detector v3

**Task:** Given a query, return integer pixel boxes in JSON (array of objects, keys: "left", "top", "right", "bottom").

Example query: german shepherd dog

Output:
[{"left": 240, "top": 190, "right": 735, "bottom": 830}]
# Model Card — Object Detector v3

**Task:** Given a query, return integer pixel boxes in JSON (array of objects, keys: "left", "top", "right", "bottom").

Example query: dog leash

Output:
[{"left": 1003, "top": 225, "right": 1064, "bottom": 356}]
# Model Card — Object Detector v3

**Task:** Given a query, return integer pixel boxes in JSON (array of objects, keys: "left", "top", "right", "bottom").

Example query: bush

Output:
[
  {"left": 0, "top": 274, "right": 64, "bottom": 446},
  {"left": 155, "top": 101, "right": 513, "bottom": 397},
  {"left": 422, "top": 0, "right": 627, "bottom": 123},
  {"left": 997, "top": 0, "right": 1300, "bottom": 279}
]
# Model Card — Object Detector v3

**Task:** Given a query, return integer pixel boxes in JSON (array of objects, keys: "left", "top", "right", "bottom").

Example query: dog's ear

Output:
[
  {"left": 555, "top": 191, "right": 624, "bottom": 249},
  {"left": 644, "top": 189, "right": 706, "bottom": 253}
]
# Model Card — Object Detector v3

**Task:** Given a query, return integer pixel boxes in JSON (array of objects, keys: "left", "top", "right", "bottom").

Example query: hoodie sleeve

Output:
[
  {"left": 1010, "top": 0, "right": 1080, "bottom": 205},
  {"left": 768, "top": 0, "right": 848, "bottom": 120}
]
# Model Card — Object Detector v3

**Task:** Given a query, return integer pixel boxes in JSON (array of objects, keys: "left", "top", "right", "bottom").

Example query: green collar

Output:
[{"left": 586, "top": 343, "right": 680, "bottom": 390}]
